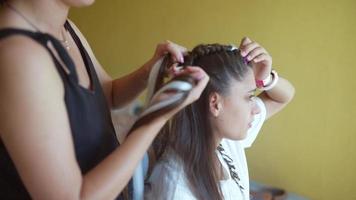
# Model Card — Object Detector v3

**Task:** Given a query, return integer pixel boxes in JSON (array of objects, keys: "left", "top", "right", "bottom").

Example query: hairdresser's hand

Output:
[
  {"left": 151, "top": 40, "right": 188, "bottom": 75},
  {"left": 160, "top": 66, "right": 209, "bottom": 120},
  {"left": 239, "top": 37, "right": 272, "bottom": 80}
]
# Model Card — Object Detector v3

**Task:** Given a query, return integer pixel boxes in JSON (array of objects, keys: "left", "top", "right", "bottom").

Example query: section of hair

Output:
[{"left": 150, "top": 44, "right": 251, "bottom": 200}]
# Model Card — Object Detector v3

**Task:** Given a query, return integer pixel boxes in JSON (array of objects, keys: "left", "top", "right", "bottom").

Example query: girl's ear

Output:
[{"left": 209, "top": 92, "right": 223, "bottom": 117}]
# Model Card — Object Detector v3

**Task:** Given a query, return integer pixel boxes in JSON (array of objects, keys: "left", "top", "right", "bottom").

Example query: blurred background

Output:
[{"left": 70, "top": 0, "right": 356, "bottom": 199}]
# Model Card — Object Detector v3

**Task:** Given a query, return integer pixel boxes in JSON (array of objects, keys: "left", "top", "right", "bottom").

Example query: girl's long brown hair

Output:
[{"left": 151, "top": 44, "right": 251, "bottom": 200}]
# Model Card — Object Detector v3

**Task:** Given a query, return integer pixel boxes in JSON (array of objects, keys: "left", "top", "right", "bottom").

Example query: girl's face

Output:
[{"left": 210, "top": 68, "right": 261, "bottom": 141}]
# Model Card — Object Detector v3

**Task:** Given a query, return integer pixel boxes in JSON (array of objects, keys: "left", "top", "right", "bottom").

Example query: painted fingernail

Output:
[
  {"left": 243, "top": 57, "right": 249, "bottom": 64},
  {"left": 180, "top": 56, "right": 184, "bottom": 63}
]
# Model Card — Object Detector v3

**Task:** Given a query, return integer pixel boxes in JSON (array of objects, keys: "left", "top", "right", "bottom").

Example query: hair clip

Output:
[
  {"left": 228, "top": 44, "right": 248, "bottom": 64},
  {"left": 229, "top": 45, "right": 238, "bottom": 51}
]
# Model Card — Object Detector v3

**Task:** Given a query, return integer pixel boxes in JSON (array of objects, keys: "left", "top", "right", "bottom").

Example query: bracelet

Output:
[
  {"left": 256, "top": 73, "right": 272, "bottom": 88},
  {"left": 258, "top": 70, "right": 279, "bottom": 91}
]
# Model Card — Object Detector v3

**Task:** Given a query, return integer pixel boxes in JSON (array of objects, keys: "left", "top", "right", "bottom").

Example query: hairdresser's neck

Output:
[{"left": 4, "top": 0, "right": 69, "bottom": 38}]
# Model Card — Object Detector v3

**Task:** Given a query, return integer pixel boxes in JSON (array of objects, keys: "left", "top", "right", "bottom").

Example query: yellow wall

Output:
[{"left": 70, "top": 0, "right": 356, "bottom": 199}]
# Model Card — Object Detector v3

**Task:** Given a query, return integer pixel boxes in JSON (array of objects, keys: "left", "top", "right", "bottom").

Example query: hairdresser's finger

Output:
[
  {"left": 171, "top": 67, "right": 190, "bottom": 77},
  {"left": 168, "top": 63, "right": 186, "bottom": 77},
  {"left": 172, "top": 65, "right": 202, "bottom": 77},
  {"left": 168, "top": 45, "right": 186, "bottom": 63},
  {"left": 181, "top": 67, "right": 209, "bottom": 104},
  {"left": 168, "top": 40, "right": 189, "bottom": 55},
  {"left": 163, "top": 67, "right": 209, "bottom": 118},
  {"left": 178, "top": 66, "right": 209, "bottom": 88},
  {"left": 171, "top": 66, "right": 208, "bottom": 88},
  {"left": 165, "top": 40, "right": 187, "bottom": 63},
  {"left": 155, "top": 41, "right": 187, "bottom": 63},
  {"left": 165, "top": 63, "right": 179, "bottom": 77},
  {"left": 189, "top": 70, "right": 209, "bottom": 101}
]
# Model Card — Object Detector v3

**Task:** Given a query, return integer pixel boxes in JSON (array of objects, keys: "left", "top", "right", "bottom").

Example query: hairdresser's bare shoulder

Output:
[
  {"left": 0, "top": 33, "right": 83, "bottom": 198},
  {"left": 0, "top": 34, "right": 66, "bottom": 138},
  {"left": 0, "top": 34, "right": 64, "bottom": 96}
]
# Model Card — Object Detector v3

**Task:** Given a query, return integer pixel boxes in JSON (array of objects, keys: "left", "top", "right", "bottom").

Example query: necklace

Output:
[
  {"left": 59, "top": 28, "right": 71, "bottom": 50},
  {"left": 217, "top": 144, "right": 245, "bottom": 198},
  {"left": 5, "top": 2, "right": 71, "bottom": 50}
]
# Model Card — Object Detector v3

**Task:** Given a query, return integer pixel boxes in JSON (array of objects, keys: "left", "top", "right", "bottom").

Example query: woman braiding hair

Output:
[{"left": 0, "top": 0, "right": 209, "bottom": 199}]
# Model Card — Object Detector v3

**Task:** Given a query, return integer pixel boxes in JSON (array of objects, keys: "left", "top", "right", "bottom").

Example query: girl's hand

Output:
[{"left": 239, "top": 37, "right": 272, "bottom": 80}]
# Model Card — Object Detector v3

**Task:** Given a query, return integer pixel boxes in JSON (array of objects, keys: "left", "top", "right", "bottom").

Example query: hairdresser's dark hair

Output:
[{"left": 152, "top": 44, "right": 251, "bottom": 200}]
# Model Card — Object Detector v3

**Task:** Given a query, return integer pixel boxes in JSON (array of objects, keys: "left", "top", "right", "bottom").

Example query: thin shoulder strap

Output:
[
  {"left": 0, "top": 28, "right": 79, "bottom": 83},
  {"left": 64, "top": 21, "right": 94, "bottom": 80},
  {"left": 64, "top": 21, "right": 83, "bottom": 52}
]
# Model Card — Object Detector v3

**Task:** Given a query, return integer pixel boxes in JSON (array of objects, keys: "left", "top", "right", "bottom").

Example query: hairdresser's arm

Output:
[
  {"left": 0, "top": 36, "right": 208, "bottom": 199},
  {"left": 240, "top": 37, "right": 295, "bottom": 119},
  {"left": 68, "top": 20, "right": 186, "bottom": 109},
  {"left": 109, "top": 41, "right": 186, "bottom": 109}
]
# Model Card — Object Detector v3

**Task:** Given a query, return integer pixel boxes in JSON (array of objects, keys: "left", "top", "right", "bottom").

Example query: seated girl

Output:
[{"left": 144, "top": 37, "right": 295, "bottom": 200}]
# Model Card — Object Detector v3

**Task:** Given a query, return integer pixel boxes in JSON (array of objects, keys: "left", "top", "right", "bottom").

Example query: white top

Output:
[{"left": 144, "top": 97, "right": 266, "bottom": 200}]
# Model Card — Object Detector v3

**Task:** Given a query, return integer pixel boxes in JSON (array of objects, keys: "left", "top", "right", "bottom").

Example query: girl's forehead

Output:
[{"left": 229, "top": 70, "right": 256, "bottom": 92}]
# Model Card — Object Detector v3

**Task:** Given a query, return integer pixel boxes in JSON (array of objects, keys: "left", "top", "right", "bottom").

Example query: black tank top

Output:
[{"left": 0, "top": 22, "right": 123, "bottom": 199}]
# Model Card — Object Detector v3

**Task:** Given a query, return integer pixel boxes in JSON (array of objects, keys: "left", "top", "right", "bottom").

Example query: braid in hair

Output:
[{"left": 183, "top": 44, "right": 240, "bottom": 67}]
